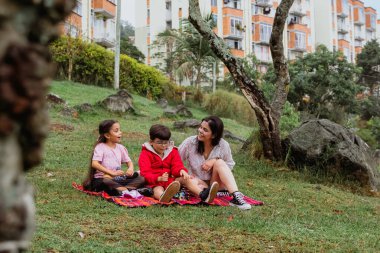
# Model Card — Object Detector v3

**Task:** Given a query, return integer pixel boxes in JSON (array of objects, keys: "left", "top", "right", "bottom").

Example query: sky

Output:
[{"left": 121, "top": 0, "right": 380, "bottom": 27}]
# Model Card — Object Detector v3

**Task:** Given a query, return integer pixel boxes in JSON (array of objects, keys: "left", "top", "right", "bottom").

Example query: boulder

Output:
[
  {"left": 60, "top": 106, "right": 78, "bottom": 118},
  {"left": 156, "top": 98, "right": 168, "bottom": 108},
  {"left": 46, "top": 93, "right": 66, "bottom": 105},
  {"left": 74, "top": 103, "right": 93, "bottom": 112},
  {"left": 284, "top": 119, "right": 380, "bottom": 191},
  {"left": 223, "top": 130, "right": 246, "bottom": 143},
  {"left": 101, "top": 89, "right": 134, "bottom": 113},
  {"left": 173, "top": 119, "right": 201, "bottom": 129},
  {"left": 175, "top": 104, "right": 193, "bottom": 117}
]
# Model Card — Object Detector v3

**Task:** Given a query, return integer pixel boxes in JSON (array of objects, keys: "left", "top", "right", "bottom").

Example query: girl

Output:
[
  {"left": 83, "top": 119, "right": 145, "bottom": 196},
  {"left": 179, "top": 116, "right": 252, "bottom": 210}
]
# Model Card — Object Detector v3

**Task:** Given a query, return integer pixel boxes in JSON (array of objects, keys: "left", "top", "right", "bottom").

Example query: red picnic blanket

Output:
[{"left": 72, "top": 182, "right": 263, "bottom": 208}]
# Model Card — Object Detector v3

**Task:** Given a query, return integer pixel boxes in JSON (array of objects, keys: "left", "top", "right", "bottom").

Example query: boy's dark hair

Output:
[
  {"left": 149, "top": 124, "right": 171, "bottom": 140},
  {"left": 197, "top": 116, "right": 224, "bottom": 154}
]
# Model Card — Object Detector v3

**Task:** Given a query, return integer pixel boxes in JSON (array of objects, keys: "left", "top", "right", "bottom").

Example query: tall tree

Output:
[
  {"left": 120, "top": 22, "right": 145, "bottom": 62},
  {"left": 188, "top": 0, "right": 294, "bottom": 161},
  {"left": 0, "top": 0, "right": 74, "bottom": 251},
  {"left": 153, "top": 15, "right": 217, "bottom": 88},
  {"left": 357, "top": 39, "right": 380, "bottom": 96}
]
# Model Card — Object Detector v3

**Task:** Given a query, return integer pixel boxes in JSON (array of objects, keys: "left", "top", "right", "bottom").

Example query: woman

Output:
[{"left": 178, "top": 116, "right": 251, "bottom": 210}]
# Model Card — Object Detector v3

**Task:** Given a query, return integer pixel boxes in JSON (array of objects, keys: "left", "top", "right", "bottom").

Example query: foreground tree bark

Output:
[
  {"left": 0, "top": 1, "right": 74, "bottom": 252},
  {"left": 188, "top": 0, "right": 294, "bottom": 160}
]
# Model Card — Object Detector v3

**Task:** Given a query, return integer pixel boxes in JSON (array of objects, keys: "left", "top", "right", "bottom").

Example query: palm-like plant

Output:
[{"left": 152, "top": 14, "right": 217, "bottom": 89}]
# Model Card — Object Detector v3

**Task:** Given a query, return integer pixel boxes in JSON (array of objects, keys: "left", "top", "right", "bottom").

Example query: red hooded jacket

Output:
[{"left": 138, "top": 143, "right": 188, "bottom": 188}]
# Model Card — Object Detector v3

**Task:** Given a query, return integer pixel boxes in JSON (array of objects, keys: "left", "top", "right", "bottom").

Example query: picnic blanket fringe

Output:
[{"left": 72, "top": 182, "right": 263, "bottom": 208}]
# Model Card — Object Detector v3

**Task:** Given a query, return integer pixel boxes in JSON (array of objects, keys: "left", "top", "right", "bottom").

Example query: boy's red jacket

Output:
[{"left": 138, "top": 143, "right": 188, "bottom": 186}]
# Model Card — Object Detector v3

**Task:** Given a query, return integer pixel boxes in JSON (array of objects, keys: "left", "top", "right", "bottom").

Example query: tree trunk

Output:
[
  {"left": 0, "top": 1, "right": 75, "bottom": 252},
  {"left": 188, "top": 0, "right": 294, "bottom": 161}
]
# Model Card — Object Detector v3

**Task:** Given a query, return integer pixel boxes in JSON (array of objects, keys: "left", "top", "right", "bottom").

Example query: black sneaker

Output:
[
  {"left": 199, "top": 182, "right": 219, "bottom": 203},
  {"left": 230, "top": 192, "right": 251, "bottom": 210},
  {"left": 137, "top": 187, "right": 153, "bottom": 197}
]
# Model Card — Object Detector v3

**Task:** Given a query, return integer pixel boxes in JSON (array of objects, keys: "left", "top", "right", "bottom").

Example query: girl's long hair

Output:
[
  {"left": 197, "top": 116, "right": 224, "bottom": 155},
  {"left": 83, "top": 119, "right": 117, "bottom": 190}
]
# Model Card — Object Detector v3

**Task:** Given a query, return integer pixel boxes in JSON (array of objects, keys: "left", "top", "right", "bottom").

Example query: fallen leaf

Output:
[
  {"left": 47, "top": 172, "right": 53, "bottom": 177},
  {"left": 227, "top": 215, "right": 234, "bottom": 222},
  {"left": 79, "top": 232, "right": 85, "bottom": 239},
  {"left": 333, "top": 209, "right": 344, "bottom": 214}
]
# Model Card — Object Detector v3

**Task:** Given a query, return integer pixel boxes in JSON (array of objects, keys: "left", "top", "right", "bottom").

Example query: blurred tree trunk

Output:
[
  {"left": 0, "top": 1, "right": 74, "bottom": 252},
  {"left": 188, "top": 0, "right": 294, "bottom": 161}
]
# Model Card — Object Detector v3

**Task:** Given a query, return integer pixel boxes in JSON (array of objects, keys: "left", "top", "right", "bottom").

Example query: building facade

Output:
[
  {"left": 314, "top": 0, "right": 377, "bottom": 63},
  {"left": 135, "top": 0, "right": 378, "bottom": 69},
  {"left": 64, "top": 0, "right": 117, "bottom": 49}
]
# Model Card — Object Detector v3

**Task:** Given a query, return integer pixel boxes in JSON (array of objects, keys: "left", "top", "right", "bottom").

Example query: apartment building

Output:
[
  {"left": 64, "top": 0, "right": 117, "bottom": 49},
  {"left": 314, "top": 0, "right": 377, "bottom": 63},
  {"left": 135, "top": 0, "right": 315, "bottom": 73}
]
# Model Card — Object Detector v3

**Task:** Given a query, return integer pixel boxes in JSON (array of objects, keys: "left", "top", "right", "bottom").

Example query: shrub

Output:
[
  {"left": 49, "top": 36, "right": 169, "bottom": 99},
  {"left": 280, "top": 101, "right": 301, "bottom": 137},
  {"left": 203, "top": 90, "right": 257, "bottom": 126}
]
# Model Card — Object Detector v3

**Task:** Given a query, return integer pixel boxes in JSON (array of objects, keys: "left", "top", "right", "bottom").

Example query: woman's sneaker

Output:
[
  {"left": 230, "top": 191, "right": 251, "bottom": 210},
  {"left": 199, "top": 182, "right": 219, "bottom": 203},
  {"left": 159, "top": 181, "right": 180, "bottom": 203}
]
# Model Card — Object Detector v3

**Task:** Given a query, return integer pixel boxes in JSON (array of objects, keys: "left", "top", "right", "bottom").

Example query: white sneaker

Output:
[{"left": 229, "top": 192, "right": 251, "bottom": 210}]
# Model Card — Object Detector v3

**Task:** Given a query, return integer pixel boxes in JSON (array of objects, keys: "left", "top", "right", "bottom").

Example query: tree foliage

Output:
[
  {"left": 152, "top": 14, "right": 217, "bottom": 88},
  {"left": 356, "top": 39, "right": 380, "bottom": 94},
  {"left": 119, "top": 22, "right": 145, "bottom": 62},
  {"left": 279, "top": 45, "right": 362, "bottom": 122}
]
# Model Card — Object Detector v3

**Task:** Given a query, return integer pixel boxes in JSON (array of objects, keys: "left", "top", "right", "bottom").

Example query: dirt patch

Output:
[
  {"left": 49, "top": 123, "right": 74, "bottom": 132},
  {"left": 123, "top": 131, "right": 148, "bottom": 140}
]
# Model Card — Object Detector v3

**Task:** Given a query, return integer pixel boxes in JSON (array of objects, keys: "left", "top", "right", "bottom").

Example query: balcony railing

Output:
[
  {"left": 338, "top": 24, "right": 349, "bottom": 34},
  {"left": 354, "top": 35, "right": 365, "bottom": 41},
  {"left": 255, "top": 0, "right": 272, "bottom": 8},
  {"left": 94, "top": 31, "right": 116, "bottom": 48},
  {"left": 289, "top": 5, "right": 306, "bottom": 16}
]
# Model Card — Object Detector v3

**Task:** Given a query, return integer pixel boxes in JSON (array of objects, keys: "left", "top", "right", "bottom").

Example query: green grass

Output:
[{"left": 27, "top": 81, "right": 380, "bottom": 252}]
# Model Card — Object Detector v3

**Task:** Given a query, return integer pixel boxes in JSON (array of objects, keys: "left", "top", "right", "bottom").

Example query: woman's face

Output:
[{"left": 197, "top": 121, "right": 213, "bottom": 142}]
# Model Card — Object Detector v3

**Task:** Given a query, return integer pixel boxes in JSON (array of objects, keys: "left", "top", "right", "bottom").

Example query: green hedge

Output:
[{"left": 49, "top": 36, "right": 169, "bottom": 99}]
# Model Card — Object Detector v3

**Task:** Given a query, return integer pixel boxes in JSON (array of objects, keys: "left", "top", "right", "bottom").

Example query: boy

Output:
[{"left": 139, "top": 124, "right": 218, "bottom": 203}]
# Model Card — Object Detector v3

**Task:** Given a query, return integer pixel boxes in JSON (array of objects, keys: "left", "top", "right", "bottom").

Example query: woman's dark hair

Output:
[
  {"left": 149, "top": 124, "right": 171, "bottom": 140},
  {"left": 83, "top": 119, "right": 118, "bottom": 190},
  {"left": 197, "top": 116, "right": 224, "bottom": 154}
]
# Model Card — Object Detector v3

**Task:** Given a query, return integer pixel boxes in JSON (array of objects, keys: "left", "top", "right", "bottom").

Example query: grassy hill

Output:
[{"left": 28, "top": 81, "right": 380, "bottom": 252}]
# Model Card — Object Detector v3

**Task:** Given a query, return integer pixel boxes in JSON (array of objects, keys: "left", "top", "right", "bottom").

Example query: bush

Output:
[
  {"left": 203, "top": 90, "right": 257, "bottom": 126},
  {"left": 280, "top": 101, "right": 301, "bottom": 137},
  {"left": 356, "top": 117, "right": 380, "bottom": 149},
  {"left": 49, "top": 36, "right": 169, "bottom": 99}
]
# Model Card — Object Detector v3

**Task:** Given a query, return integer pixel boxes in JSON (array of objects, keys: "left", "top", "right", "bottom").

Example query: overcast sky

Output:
[{"left": 121, "top": 0, "right": 380, "bottom": 27}]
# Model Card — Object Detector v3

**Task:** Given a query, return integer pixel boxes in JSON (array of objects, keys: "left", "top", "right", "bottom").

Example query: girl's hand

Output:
[
  {"left": 126, "top": 167, "right": 134, "bottom": 176},
  {"left": 113, "top": 170, "right": 124, "bottom": 177},
  {"left": 180, "top": 170, "right": 190, "bottom": 180}
]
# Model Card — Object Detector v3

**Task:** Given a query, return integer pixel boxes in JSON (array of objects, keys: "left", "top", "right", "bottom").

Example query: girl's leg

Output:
[
  {"left": 120, "top": 176, "right": 145, "bottom": 190},
  {"left": 153, "top": 186, "right": 164, "bottom": 200},
  {"left": 210, "top": 159, "right": 238, "bottom": 193},
  {"left": 102, "top": 178, "right": 128, "bottom": 195}
]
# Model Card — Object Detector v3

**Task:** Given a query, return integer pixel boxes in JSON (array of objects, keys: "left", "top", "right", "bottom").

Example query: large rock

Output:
[
  {"left": 101, "top": 89, "right": 135, "bottom": 113},
  {"left": 173, "top": 119, "right": 201, "bottom": 129},
  {"left": 284, "top": 119, "right": 380, "bottom": 191},
  {"left": 163, "top": 104, "right": 193, "bottom": 118}
]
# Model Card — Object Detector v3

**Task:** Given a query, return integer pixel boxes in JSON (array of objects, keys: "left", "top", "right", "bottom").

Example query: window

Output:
[
  {"left": 260, "top": 23, "right": 272, "bottom": 43},
  {"left": 147, "top": 9, "right": 150, "bottom": 18},
  {"left": 212, "top": 14, "right": 218, "bottom": 25},
  {"left": 254, "top": 44, "right": 271, "bottom": 62},
  {"left": 370, "top": 14, "right": 376, "bottom": 29},
  {"left": 295, "top": 32, "right": 306, "bottom": 49},
  {"left": 230, "top": 18, "right": 243, "bottom": 36},
  {"left": 358, "top": 8, "right": 364, "bottom": 22},
  {"left": 64, "top": 22, "right": 79, "bottom": 37},
  {"left": 225, "top": 0, "right": 241, "bottom": 9},
  {"left": 226, "top": 39, "right": 242, "bottom": 50},
  {"left": 252, "top": 23, "right": 255, "bottom": 33},
  {"left": 338, "top": 33, "right": 347, "bottom": 40},
  {"left": 166, "top": 2, "right": 171, "bottom": 10},
  {"left": 211, "top": 0, "right": 218, "bottom": 7}
]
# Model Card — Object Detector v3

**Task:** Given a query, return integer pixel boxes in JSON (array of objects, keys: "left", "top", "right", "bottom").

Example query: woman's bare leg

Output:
[{"left": 210, "top": 159, "right": 238, "bottom": 193}]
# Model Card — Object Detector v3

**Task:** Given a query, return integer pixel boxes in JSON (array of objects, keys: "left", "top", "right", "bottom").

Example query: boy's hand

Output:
[
  {"left": 126, "top": 167, "right": 134, "bottom": 176},
  {"left": 113, "top": 170, "right": 124, "bottom": 177},
  {"left": 180, "top": 170, "right": 190, "bottom": 180},
  {"left": 159, "top": 172, "right": 169, "bottom": 182}
]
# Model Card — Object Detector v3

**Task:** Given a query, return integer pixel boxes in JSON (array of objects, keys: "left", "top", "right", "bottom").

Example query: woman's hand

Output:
[
  {"left": 180, "top": 170, "right": 190, "bottom": 180},
  {"left": 201, "top": 159, "right": 216, "bottom": 172}
]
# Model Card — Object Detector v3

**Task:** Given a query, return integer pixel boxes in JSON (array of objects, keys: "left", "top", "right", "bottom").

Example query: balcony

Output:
[
  {"left": 289, "top": 5, "right": 306, "bottom": 17},
  {"left": 354, "top": 35, "right": 365, "bottom": 41},
  {"left": 255, "top": 0, "right": 272, "bottom": 8},
  {"left": 94, "top": 32, "right": 116, "bottom": 48},
  {"left": 338, "top": 24, "right": 349, "bottom": 34},
  {"left": 93, "top": 0, "right": 116, "bottom": 19},
  {"left": 337, "top": 7, "right": 349, "bottom": 18},
  {"left": 366, "top": 26, "right": 375, "bottom": 32},
  {"left": 354, "top": 18, "right": 365, "bottom": 26},
  {"left": 290, "top": 44, "right": 307, "bottom": 52},
  {"left": 224, "top": 31, "right": 244, "bottom": 40}
]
